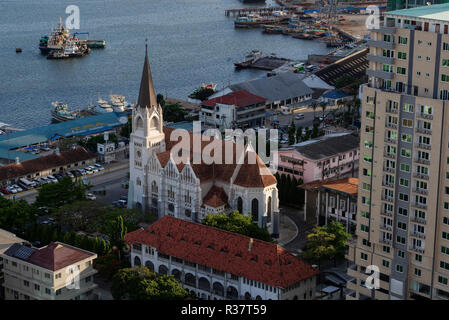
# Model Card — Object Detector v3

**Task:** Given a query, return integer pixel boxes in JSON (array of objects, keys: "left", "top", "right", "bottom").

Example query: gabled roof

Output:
[
  {"left": 202, "top": 186, "right": 229, "bottom": 208},
  {"left": 0, "top": 147, "right": 96, "bottom": 181},
  {"left": 229, "top": 72, "right": 313, "bottom": 102},
  {"left": 202, "top": 90, "right": 267, "bottom": 108},
  {"left": 299, "top": 177, "right": 358, "bottom": 195},
  {"left": 4, "top": 242, "right": 95, "bottom": 271},
  {"left": 159, "top": 127, "right": 277, "bottom": 188},
  {"left": 293, "top": 133, "right": 359, "bottom": 161},
  {"left": 125, "top": 216, "right": 319, "bottom": 288},
  {"left": 137, "top": 41, "right": 158, "bottom": 109}
]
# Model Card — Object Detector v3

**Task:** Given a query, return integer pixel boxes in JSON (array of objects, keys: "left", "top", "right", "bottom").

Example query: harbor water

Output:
[{"left": 0, "top": 0, "right": 330, "bottom": 129}]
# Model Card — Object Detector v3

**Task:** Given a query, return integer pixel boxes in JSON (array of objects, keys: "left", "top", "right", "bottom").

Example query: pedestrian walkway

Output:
[{"left": 276, "top": 214, "right": 298, "bottom": 247}]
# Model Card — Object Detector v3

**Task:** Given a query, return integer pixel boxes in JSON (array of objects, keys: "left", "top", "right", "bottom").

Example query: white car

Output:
[
  {"left": 94, "top": 164, "right": 105, "bottom": 171},
  {"left": 7, "top": 186, "right": 17, "bottom": 194},
  {"left": 86, "top": 193, "right": 96, "bottom": 201},
  {"left": 12, "top": 184, "right": 23, "bottom": 192},
  {"left": 84, "top": 167, "right": 93, "bottom": 174},
  {"left": 295, "top": 113, "right": 305, "bottom": 120},
  {"left": 46, "top": 175, "right": 58, "bottom": 183},
  {"left": 91, "top": 168, "right": 99, "bottom": 173}
]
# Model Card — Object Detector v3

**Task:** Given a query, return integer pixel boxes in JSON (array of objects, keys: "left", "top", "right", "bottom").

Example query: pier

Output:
[{"left": 225, "top": 6, "right": 302, "bottom": 17}]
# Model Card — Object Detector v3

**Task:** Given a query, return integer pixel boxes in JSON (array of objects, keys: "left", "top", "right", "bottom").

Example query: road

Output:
[{"left": 10, "top": 163, "right": 130, "bottom": 204}]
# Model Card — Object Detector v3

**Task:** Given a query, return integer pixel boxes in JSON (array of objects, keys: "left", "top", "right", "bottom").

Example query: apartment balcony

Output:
[
  {"left": 366, "top": 39, "right": 395, "bottom": 49},
  {"left": 413, "top": 188, "right": 428, "bottom": 195},
  {"left": 367, "top": 54, "right": 395, "bottom": 65},
  {"left": 410, "top": 231, "right": 426, "bottom": 239},
  {"left": 384, "top": 137, "right": 397, "bottom": 144},
  {"left": 381, "top": 195, "right": 394, "bottom": 203},
  {"left": 381, "top": 210, "right": 393, "bottom": 217},
  {"left": 417, "top": 113, "right": 433, "bottom": 120},
  {"left": 366, "top": 69, "right": 394, "bottom": 80},
  {"left": 379, "top": 238, "right": 392, "bottom": 245},
  {"left": 380, "top": 224, "right": 393, "bottom": 232},
  {"left": 383, "top": 152, "right": 396, "bottom": 159},
  {"left": 413, "top": 172, "right": 429, "bottom": 180},
  {"left": 413, "top": 202, "right": 428, "bottom": 210},
  {"left": 385, "top": 122, "right": 398, "bottom": 129},
  {"left": 415, "top": 158, "right": 430, "bottom": 165},
  {"left": 371, "top": 25, "right": 396, "bottom": 34},
  {"left": 409, "top": 246, "right": 425, "bottom": 254},
  {"left": 382, "top": 180, "right": 395, "bottom": 187},
  {"left": 411, "top": 216, "right": 427, "bottom": 225},
  {"left": 416, "top": 127, "right": 432, "bottom": 135},
  {"left": 415, "top": 143, "right": 431, "bottom": 151},
  {"left": 383, "top": 166, "right": 395, "bottom": 173},
  {"left": 385, "top": 108, "right": 398, "bottom": 114}
]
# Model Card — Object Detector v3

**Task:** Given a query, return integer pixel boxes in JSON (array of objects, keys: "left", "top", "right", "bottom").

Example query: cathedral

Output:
[{"left": 128, "top": 43, "right": 280, "bottom": 237}]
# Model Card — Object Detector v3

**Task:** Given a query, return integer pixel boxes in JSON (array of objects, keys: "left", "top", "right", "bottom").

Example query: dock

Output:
[
  {"left": 235, "top": 55, "right": 291, "bottom": 71},
  {"left": 225, "top": 6, "right": 301, "bottom": 17}
]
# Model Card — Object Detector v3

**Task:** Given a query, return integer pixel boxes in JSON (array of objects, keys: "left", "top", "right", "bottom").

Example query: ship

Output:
[
  {"left": 234, "top": 14, "right": 281, "bottom": 28},
  {"left": 51, "top": 102, "right": 98, "bottom": 122},
  {"left": 39, "top": 17, "right": 70, "bottom": 54}
]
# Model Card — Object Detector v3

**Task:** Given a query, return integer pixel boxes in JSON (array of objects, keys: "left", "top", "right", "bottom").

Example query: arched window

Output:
[
  {"left": 185, "top": 273, "right": 196, "bottom": 287},
  {"left": 134, "top": 256, "right": 141, "bottom": 267},
  {"left": 172, "top": 269, "right": 182, "bottom": 281},
  {"left": 226, "top": 286, "right": 238, "bottom": 299},
  {"left": 256, "top": 295, "right": 262, "bottom": 300},
  {"left": 145, "top": 260, "right": 154, "bottom": 272},
  {"left": 267, "top": 196, "right": 272, "bottom": 223},
  {"left": 185, "top": 209, "right": 191, "bottom": 218},
  {"left": 135, "top": 116, "right": 144, "bottom": 130},
  {"left": 237, "top": 197, "right": 243, "bottom": 214},
  {"left": 244, "top": 292, "right": 251, "bottom": 300},
  {"left": 212, "top": 282, "right": 224, "bottom": 297},
  {"left": 151, "top": 181, "right": 158, "bottom": 195},
  {"left": 251, "top": 198, "right": 259, "bottom": 222},
  {"left": 136, "top": 177, "right": 141, "bottom": 186},
  {"left": 150, "top": 116, "right": 158, "bottom": 129},
  {"left": 158, "top": 265, "right": 168, "bottom": 275},
  {"left": 198, "top": 277, "right": 211, "bottom": 292}
]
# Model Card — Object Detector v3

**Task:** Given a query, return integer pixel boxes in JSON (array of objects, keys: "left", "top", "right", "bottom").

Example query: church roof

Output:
[
  {"left": 158, "top": 127, "right": 277, "bottom": 188},
  {"left": 137, "top": 41, "right": 158, "bottom": 109},
  {"left": 201, "top": 186, "right": 229, "bottom": 208}
]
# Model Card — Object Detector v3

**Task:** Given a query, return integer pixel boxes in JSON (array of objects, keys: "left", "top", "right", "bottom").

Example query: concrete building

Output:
[
  {"left": 126, "top": 216, "right": 318, "bottom": 300},
  {"left": 348, "top": 3, "right": 449, "bottom": 300},
  {"left": 128, "top": 44, "right": 280, "bottom": 236},
  {"left": 200, "top": 90, "right": 267, "bottom": 129},
  {"left": 0, "top": 229, "right": 28, "bottom": 299},
  {"left": 299, "top": 178, "right": 358, "bottom": 233},
  {"left": 1, "top": 242, "right": 97, "bottom": 300},
  {"left": 0, "top": 147, "right": 96, "bottom": 186},
  {"left": 276, "top": 133, "right": 360, "bottom": 183}
]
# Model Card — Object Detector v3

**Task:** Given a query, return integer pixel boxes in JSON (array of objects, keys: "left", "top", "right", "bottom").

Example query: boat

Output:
[
  {"left": 234, "top": 14, "right": 280, "bottom": 28},
  {"left": 51, "top": 102, "right": 78, "bottom": 122},
  {"left": 39, "top": 17, "right": 70, "bottom": 54},
  {"left": 201, "top": 83, "right": 217, "bottom": 91},
  {"left": 263, "top": 26, "right": 284, "bottom": 34},
  {"left": 86, "top": 40, "right": 106, "bottom": 48},
  {"left": 15, "top": 48, "right": 22, "bottom": 53},
  {"left": 46, "top": 50, "right": 69, "bottom": 59}
]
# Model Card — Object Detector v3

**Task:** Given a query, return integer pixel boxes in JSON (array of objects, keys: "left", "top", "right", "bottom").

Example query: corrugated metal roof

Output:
[{"left": 387, "top": 3, "right": 449, "bottom": 21}]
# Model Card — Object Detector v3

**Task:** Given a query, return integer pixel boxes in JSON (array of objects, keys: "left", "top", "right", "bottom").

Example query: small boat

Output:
[
  {"left": 234, "top": 14, "right": 279, "bottom": 28},
  {"left": 51, "top": 102, "right": 78, "bottom": 122},
  {"left": 201, "top": 83, "right": 217, "bottom": 91},
  {"left": 86, "top": 39, "right": 106, "bottom": 48},
  {"left": 16, "top": 48, "right": 22, "bottom": 53}
]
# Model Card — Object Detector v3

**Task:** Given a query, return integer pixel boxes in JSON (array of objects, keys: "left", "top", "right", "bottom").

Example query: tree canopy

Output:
[
  {"left": 34, "top": 176, "right": 88, "bottom": 209},
  {"left": 0, "top": 197, "right": 36, "bottom": 231},
  {"left": 111, "top": 266, "right": 191, "bottom": 300},
  {"left": 202, "top": 210, "right": 273, "bottom": 242}
]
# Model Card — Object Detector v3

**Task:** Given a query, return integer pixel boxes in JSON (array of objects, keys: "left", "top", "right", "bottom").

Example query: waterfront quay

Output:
[{"left": 225, "top": 6, "right": 302, "bottom": 17}]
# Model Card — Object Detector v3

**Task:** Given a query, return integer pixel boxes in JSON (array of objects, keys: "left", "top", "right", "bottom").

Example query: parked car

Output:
[
  {"left": 38, "top": 177, "right": 50, "bottom": 185},
  {"left": 94, "top": 164, "right": 105, "bottom": 171},
  {"left": 84, "top": 167, "right": 93, "bottom": 174},
  {"left": 12, "top": 184, "right": 23, "bottom": 192},
  {"left": 46, "top": 175, "right": 58, "bottom": 183},
  {"left": 54, "top": 173, "right": 64, "bottom": 181},
  {"left": 66, "top": 172, "right": 75, "bottom": 178},
  {"left": 71, "top": 170, "right": 82, "bottom": 177},
  {"left": 295, "top": 113, "right": 305, "bottom": 120},
  {"left": 86, "top": 193, "right": 96, "bottom": 201}
]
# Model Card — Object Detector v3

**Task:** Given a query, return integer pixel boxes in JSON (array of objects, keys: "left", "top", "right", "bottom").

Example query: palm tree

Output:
[
  {"left": 311, "top": 101, "right": 318, "bottom": 118},
  {"left": 320, "top": 102, "right": 327, "bottom": 120}
]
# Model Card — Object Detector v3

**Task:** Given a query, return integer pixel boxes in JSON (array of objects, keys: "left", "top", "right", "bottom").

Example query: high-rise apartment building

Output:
[{"left": 347, "top": 4, "right": 449, "bottom": 300}]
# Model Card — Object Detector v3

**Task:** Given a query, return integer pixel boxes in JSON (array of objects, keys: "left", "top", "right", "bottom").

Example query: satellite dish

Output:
[{"left": 119, "top": 116, "right": 128, "bottom": 124}]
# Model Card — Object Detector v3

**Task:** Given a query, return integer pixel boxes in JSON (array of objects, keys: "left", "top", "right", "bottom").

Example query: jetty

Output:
[{"left": 225, "top": 6, "right": 301, "bottom": 17}]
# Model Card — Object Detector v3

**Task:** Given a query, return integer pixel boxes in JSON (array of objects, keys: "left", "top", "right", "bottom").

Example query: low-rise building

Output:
[
  {"left": 0, "top": 229, "right": 28, "bottom": 299},
  {"left": 1, "top": 242, "right": 97, "bottom": 300},
  {"left": 299, "top": 177, "right": 358, "bottom": 233},
  {"left": 200, "top": 90, "right": 267, "bottom": 129},
  {"left": 276, "top": 133, "right": 359, "bottom": 183},
  {"left": 126, "top": 216, "right": 318, "bottom": 300},
  {"left": 0, "top": 147, "right": 96, "bottom": 186}
]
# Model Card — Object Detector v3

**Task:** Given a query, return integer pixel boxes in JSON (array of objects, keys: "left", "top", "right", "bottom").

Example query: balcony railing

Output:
[
  {"left": 366, "top": 40, "right": 395, "bottom": 49},
  {"left": 381, "top": 210, "right": 393, "bottom": 217},
  {"left": 382, "top": 195, "right": 394, "bottom": 203},
  {"left": 379, "top": 238, "right": 392, "bottom": 245},
  {"left": 413, "top": 172, "right": 429, "bottom": 180},
  {"left": 413, "top": 202, "right": 428, "bottom": 210},
  {"left": 384, "top": 137, "right": 397, "bottom": 144},
  {"left": 367, "top": 54, "right": 395, "bottom": 65},
  {"left": 411, "top": 216, "right": 427, "bottom": 225},
  {"left": 386, "top": 122, "right": 398, "bottom": 129},
  {"left": 415, "top": 143, "right": 431, "bottom": 150},
  {"left": 413, "top": 188, "right": 428, "bottom": 195},
  {"left": 410, "top": 231, "right": 426, "bottom": 239},
  {"left": 382, "top": 180, "right": 395, "bottom": 187},
  {"left": 415, "top": 158, "right": 430, "bottom": 165},
  {"left": 384, "top": 152, "right": 395, "bottom": 159},
  {"left": 386, "top": 108, "right": 398, "bottom": 114},
  {"left": 416, "top": 127, "right": 432, "bottom": 135},
  {"left": 380, "top": 224, "right": 393, "bottom": 231},
  {"left": 366, "top": 69, "right": 394, "bottom": 80},
  {"left": 383, "top": 166, "right": 395, "bottom": 173},
  {"left": 418, "top": 113, "right": 433, "bottom": 120},
  {"left": 409, "top": 246, "right": 425, "bottom": 254}
]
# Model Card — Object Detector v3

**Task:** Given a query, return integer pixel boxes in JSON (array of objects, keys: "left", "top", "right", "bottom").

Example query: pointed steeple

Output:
[{"left": 137, "top": 39, "right": 158, "bottom": 109}]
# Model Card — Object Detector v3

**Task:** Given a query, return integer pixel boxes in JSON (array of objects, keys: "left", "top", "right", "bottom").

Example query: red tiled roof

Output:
[
  {"left": 202, "top": 90, "right": 267, "bottom": 108},
  {"left": 125, "top": 216, "right": 319, "bottom": 288},
  {"left": 160, "top": 127, "right": 277, "bottom": 188},
  {"left": 298, "top": 177, "right": 358, "bottom": 195},
  {"left": 27, "top": 242, "right": 95, "bottom": 271},
  {"left": 202, "top": 186, "right": 229, "bottom": 208},
  {"left": 0, "top": 147, "right": 96, "bottom": 181}
]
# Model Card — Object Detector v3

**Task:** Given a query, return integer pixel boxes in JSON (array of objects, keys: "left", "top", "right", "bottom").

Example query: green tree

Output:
[
  {"left": 334, "top": 75, "right": 353, "bottom": 89},
  {"left": 310, "top": 101, "right": 318, "bottom": 118},
  {"left": 111, "top": 267, "right": 190, "bottom": 300},
  {"left": 202, "top": 210, "right": 273, "bottom": 242},
  {"left": 301, "top": 226, "right": 336, "bottom": 270},
  {"left": 311, "top": 123, "right": 320, "bottom": 138},
  {"left": 119, "top": 116, "right": 132, "bottom": 139},
  {"left": 105, "top": 216, "right": 127, "bottom": 256},
  {"left": 320, "top": 102, "right": 327, "bottom": 120},
  {"left": 288, "top": 120, "right": 296, "bottom": 145},
  {"left": 326, "top": 221, "right": 351, "bottom": 263},
  {"left": 188, "top": 87, "right": 215, "bottom": 101},
  {"left": 35, "top": 177, "right": 87, "bottom": 209},
  {"left": 0, "top": 197, "right": 35, "bottom": 231},
  {"left": 296, "top": 126, "right": 303, "bottom": 143}
]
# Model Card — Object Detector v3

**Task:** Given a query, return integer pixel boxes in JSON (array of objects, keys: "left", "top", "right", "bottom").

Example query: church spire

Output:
[{"left": 137, "top": 39, "right": 158, "bottom": 109}]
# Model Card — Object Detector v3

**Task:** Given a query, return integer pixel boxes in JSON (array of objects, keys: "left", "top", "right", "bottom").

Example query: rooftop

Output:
[
  {"left": 387, "top": 3, "right": 449, "bottom": 22},
  {"left": 201, "top": 186, "right": 229, "bottom": 208},
  {"left": 202, "top": 90, "right": 267, "bottom": 108},
  {"left": 125, "top": 216, "right": 319, "bottom": 288},
  {"left": 0, "top": 229, "right": 26, "bottom": 254},
  {"left": 299, "top": 177, "right": 359, "bottom": 195},
  {"left": 4, "top": 242, "right": 96, "bottom": 271},
  {"left": 287, "top": 133, "right": 359, "bottom": 161},
  {"left": 0, "top": 147, "right": 96, "bottom": 181}
]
